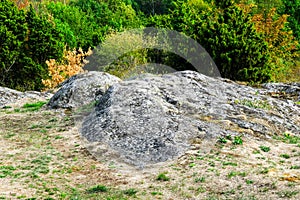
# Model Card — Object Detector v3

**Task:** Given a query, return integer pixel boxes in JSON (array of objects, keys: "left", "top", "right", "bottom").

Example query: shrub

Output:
[
  {"left": 0, "top": 0, "right": 27, "bottom": 88},
  {"left": 150, "top": 0, "right": 273, "bottom": 83},
  {"left": 131, "top": 0, "right": 174, "bottom": 16},
  {"left": 87, "top": 30, "right": 157, "bottom": 79},
  {"left": 0, "top": 1, "right": 65, "bottom": 91},
  {"left": 44, "top": 1, "right": 105, "bottom": 51},
  {"left": 42, "top": 47, "right": 92, "bottom": 89},
  {"left": 251, "top": 7, "right": 299, "bottom": 81},
  {"left": 198, "top": 1, "right": 272, "bottom": 82},
  {"left": 280, "top": 0, "right": 300, "bottom": 41}
]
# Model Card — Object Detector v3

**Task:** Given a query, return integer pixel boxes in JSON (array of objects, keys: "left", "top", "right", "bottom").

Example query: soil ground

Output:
[{"left": 0, "top": 98, "right": 299, "bottom": 200}]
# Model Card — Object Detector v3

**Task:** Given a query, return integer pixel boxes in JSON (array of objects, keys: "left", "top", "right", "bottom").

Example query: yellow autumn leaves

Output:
[{"left": 42, "top": 47, "right": 92, "bottom": 89}]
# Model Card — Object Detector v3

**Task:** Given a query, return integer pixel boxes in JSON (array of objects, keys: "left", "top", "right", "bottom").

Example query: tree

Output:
[
  {"left": 151, "top": 0, "right": 272, "bottom": 82},
  {"left": 45, "top": 1, "right": 106, "bottom": 51},
  {"left": 0, "top": 1, "right": 65, "bottom": 91},
  {"left": 0, "top": 0, "right": 27, "bottom": 88},
  {"left": 131, "top": 0, "right": 174, "bottom": 15},
  {"left": 199, "top": 2, "right": 271, "bottom": 82},
  {"left": 280, "top": 0, "right": 300, "bottom": 41}
]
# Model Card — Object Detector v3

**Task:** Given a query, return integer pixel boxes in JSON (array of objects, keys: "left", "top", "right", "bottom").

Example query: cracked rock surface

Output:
[
  {"left": 47, "top": 71, "right": 121, "bottom": 109},
  {"left": 80, "top": 71, "right": 300, "bottom": 168}
]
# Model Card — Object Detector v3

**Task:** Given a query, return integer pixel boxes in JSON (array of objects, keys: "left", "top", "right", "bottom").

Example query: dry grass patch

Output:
[{"left": 0, "top": 100, "right": 299, "bottom": 199}]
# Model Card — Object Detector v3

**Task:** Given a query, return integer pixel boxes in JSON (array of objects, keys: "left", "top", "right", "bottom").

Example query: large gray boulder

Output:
[
  {"left": 47, "top": 71, "right": 121, "bottom": 109},
  {"left": 80, "top": 71, "right": 300, "bottom": 168}
]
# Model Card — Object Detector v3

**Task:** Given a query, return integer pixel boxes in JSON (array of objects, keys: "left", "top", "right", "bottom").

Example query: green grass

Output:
[
  {"left": 0, "top": 165, "right": 16, "bottom": 178},
  {"left": 277, "top": 190, "right": 299, "bottom": 198},
  {"left": 151, "top": 191, "right": 163, "bottom": 196},
  {"left": 22, "top": 101, "right": 47, "bottom": 112},
  {"left": 123, "top": 188, "right": 138, "bottom": 196},
  {"left": 233, "top": 136, "right": 243, "bottom": 145},
  {"left": 260, "top": 168, "right": 269, "bottom": 174},
  {"left": 195, "top": 177, "right": 206, "bottom": 183},
  {"left": 157, "top": 172, "right": 170, "bottom": 181},
  {"left": 273, "top": 133, "right": 300, "bottom": 144},
  {"left": 259, "top": 146, "right": 271, "bottom": 152},
  {"left": 222, "top": 162, "right": 238, "bottom": 166},
  {"left": 86, "top": 185, "right": 108, "bottom": 193},
  {"left": 280, "top": 154, "right": 291, "bottom": 159},
  {"left": 217, "top": 137, "right": 227, "bottom": 144},
  {"left": 217, "top": 135, "right": 243, "bottom": 145},
  {"left": 1, "top": 100, "right": 300, "bottom": 200},
  {"left": 3, "top": 101, "right": 48, "bottom": 113},
  {"left": 227, "top": 171, "right": 247, "bottom": 178},
  {"left": 234, "top": 99, "right": 271, "bottom": 110},
  {"left": 290, "top": 165, "right": 300, "bottom": 169}
]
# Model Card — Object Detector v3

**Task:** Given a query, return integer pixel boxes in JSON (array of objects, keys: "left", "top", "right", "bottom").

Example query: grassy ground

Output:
[{"left": 0, "top": 100, "right": 300, "bottom": 200}]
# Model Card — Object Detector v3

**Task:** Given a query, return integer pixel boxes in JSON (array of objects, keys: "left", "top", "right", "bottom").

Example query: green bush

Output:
[
  {"left": 0, "top": 1, "right": 65, "bottom": 91},
  {"left": 150, "top": 0, "right": 273, "bottom": 82},
  {"left": 280, "top": 0, "right": 300, "bottom": 44},
  {"left": 131, "top": 0, "right": 175, "bottom": 16},
  {"left": 0, "top": 0, "right": 27, "bottom": 88},
  {"left": 45, "top": 1, "right": 106, "bottom": 51}
]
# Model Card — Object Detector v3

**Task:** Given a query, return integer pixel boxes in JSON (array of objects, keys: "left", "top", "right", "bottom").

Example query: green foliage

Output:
[
  {"left": 0, "top": 1, "right": 64, "bottom": 91},
  {"left": 44, "top": 1, "right": 105, "bottom": 51},
  {"left": 131, "top": 0, "right": 175, "bottom": 15},
  {"left": 42, "top": 0, "right": 143, "bottom": 51},
  {"left": 280, "top": 0, "right": 300, "bottom": 42},
  {"left": 0, "top": 0, "right": 27, "bottom": 88},
  {"left": 199, "top": 3, "right": 272, "bottom": 82},
  {"left": 70, "top": 0, "right": 142, "bottom": 31},
  {"left": 251, "top": 7, "right": 299, "bottom": 82},
  {"left": 89, "top": 30, "right": 150, "bottom": 78},
  {"left": 52, "top": 18, "right": 77, "bottom": 49},
  {"left": 151, "top": 0, "right": 272, "bottom": 82},
  {"left": 242, "top": 0, "right": 285, "bottom": 14}
]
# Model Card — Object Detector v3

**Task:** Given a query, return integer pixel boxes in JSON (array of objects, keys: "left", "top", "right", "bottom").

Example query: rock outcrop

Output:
[
  {"left": 261, "top": 82, "right": 300, "bottom": 101},
  {"left": 79, "top": 71, "right": 300, "bottom": 168},
  {"left": 47, "top": 71, "right": 121, "bottom": 109},
  {"left": 0, "top": 87, "right": 52, "bottom": 107}
]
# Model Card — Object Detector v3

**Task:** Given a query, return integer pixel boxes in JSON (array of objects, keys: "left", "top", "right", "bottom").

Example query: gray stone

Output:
[
  {"left": 0, "top": 87, "right": 23, "bottom": 107},
  {"left": 47, "top": 71, "right": 121, "bottom": 109},
  {"left": 0, "top": 87, "right": 52, "bottom": 107},
  {"left": 261, "top": 82, "right": 300, "bottom": 101},
  {"left": 80, "top": 71, "right": 300, "bottom": 168}
]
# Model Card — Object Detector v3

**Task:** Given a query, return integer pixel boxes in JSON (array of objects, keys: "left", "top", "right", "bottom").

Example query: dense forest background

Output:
[{"left": 0, "top": 0, "right": 299, "bottom": 91}]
